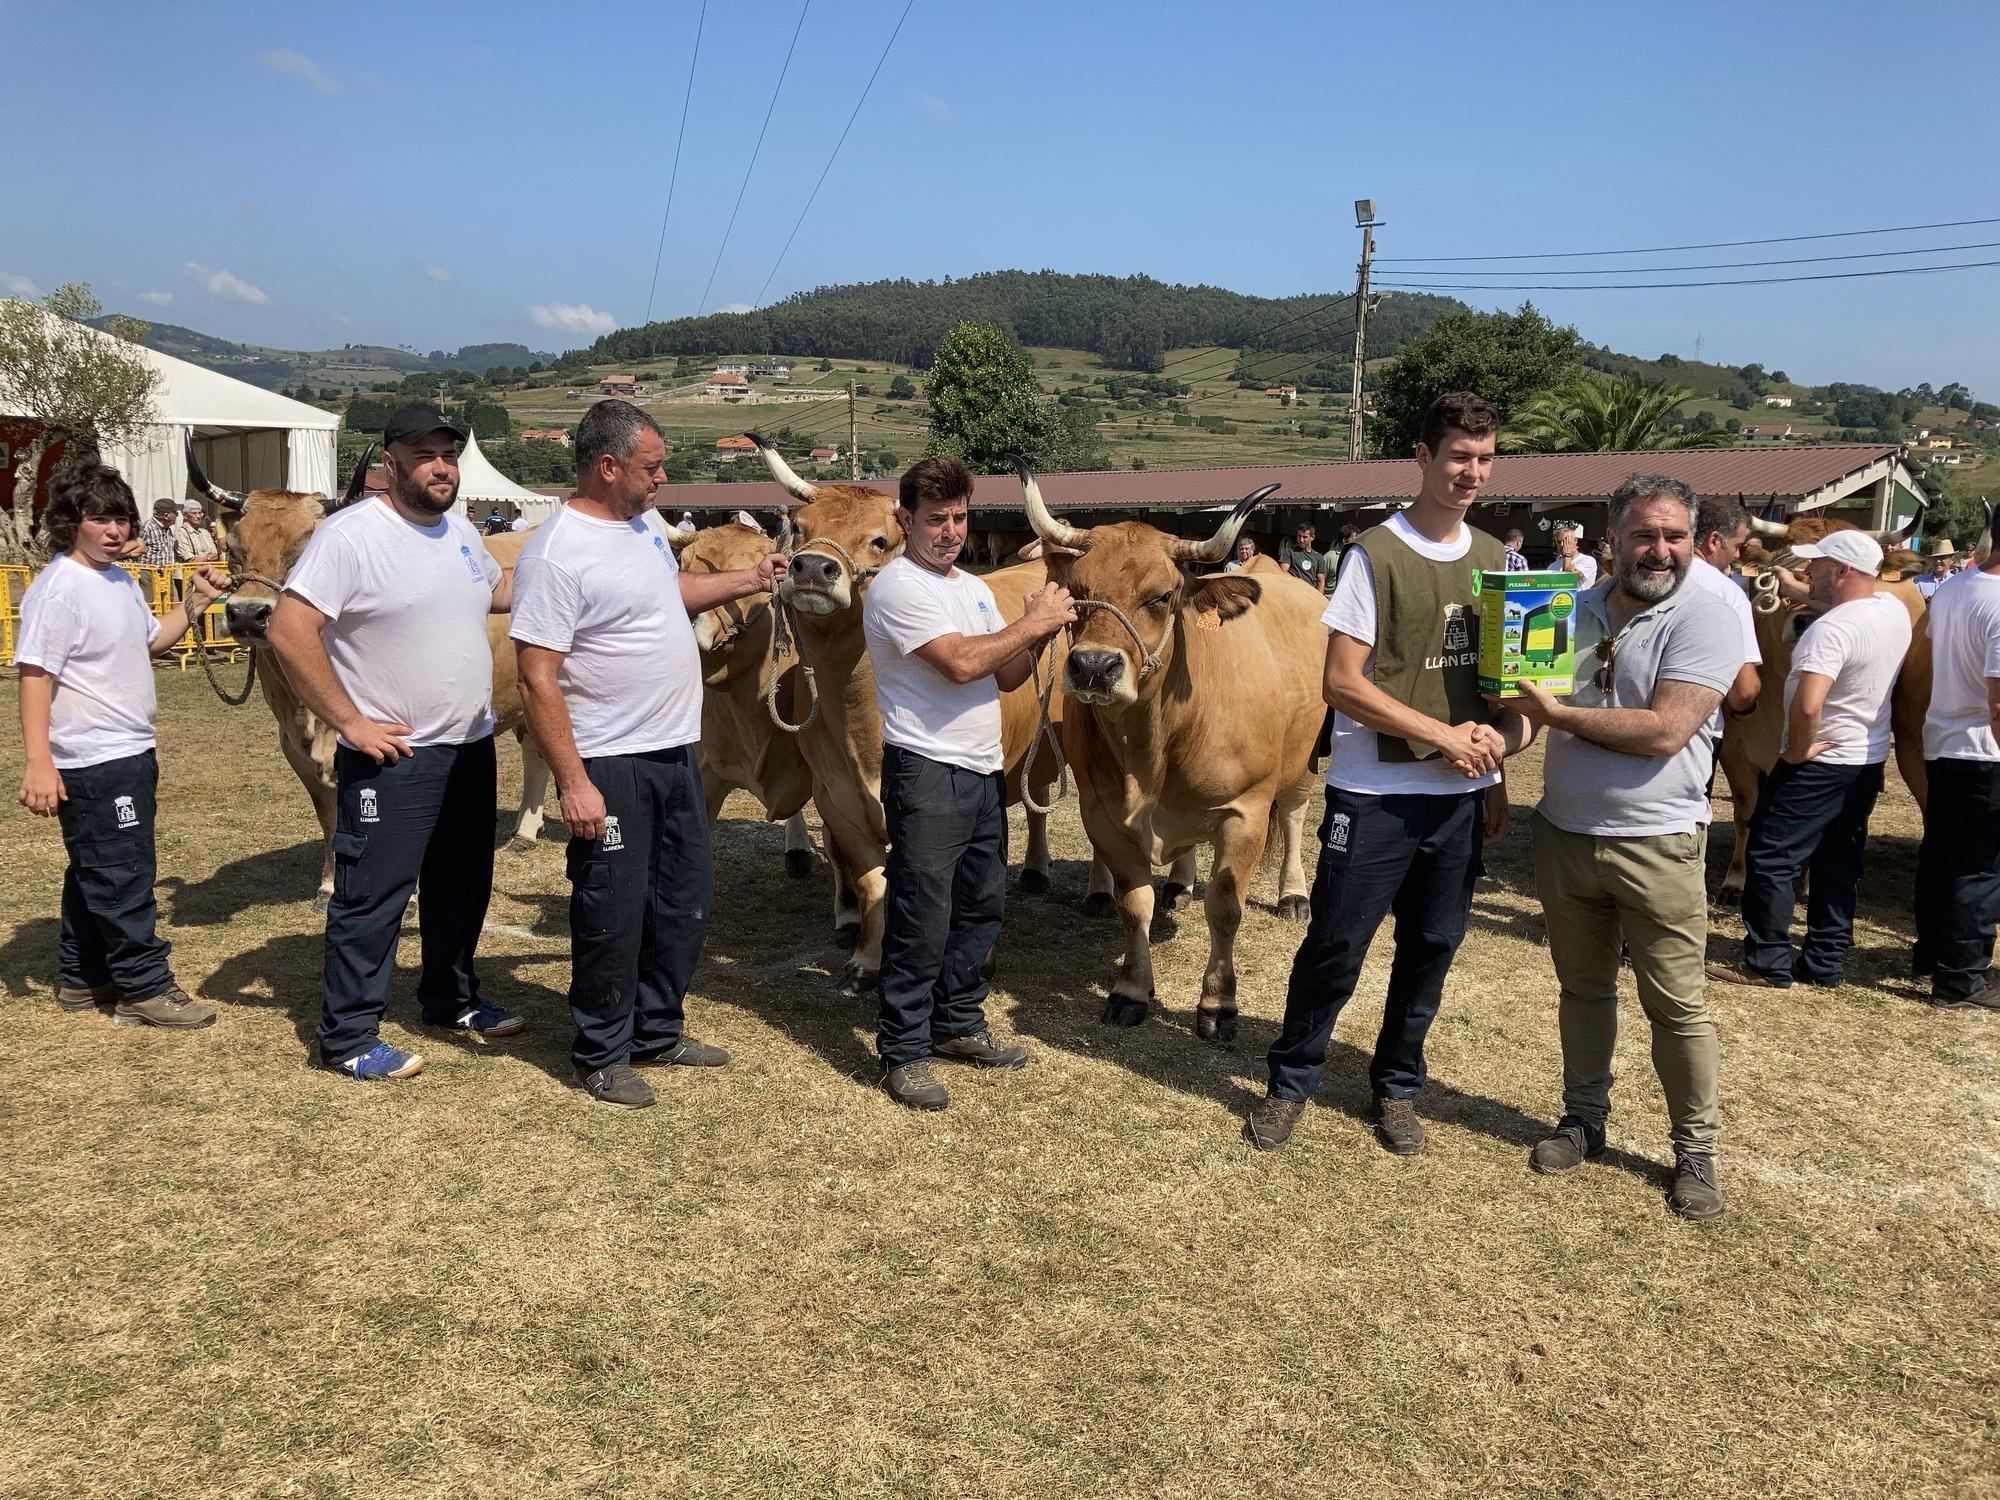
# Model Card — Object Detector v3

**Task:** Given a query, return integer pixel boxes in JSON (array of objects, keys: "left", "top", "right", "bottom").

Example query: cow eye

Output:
[
  {"left": 1151, "top": 590, "right": 1174, "bottom": 610},
  {"left": 871, "top": 535, "right": 888, "bottom": 551}
]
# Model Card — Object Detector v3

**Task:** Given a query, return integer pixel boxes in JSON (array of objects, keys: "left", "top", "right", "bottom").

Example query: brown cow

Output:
[{"left": 1017, "top": 460, "right": 1322, "bottom": 1041}]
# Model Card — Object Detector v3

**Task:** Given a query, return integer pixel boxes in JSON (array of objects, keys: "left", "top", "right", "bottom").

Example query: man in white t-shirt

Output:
[
  {"left": 1250, "top": 392, "right": 1533, "bottom": 1156},
  {"left": 1690, "top": 492, "right": 1762, "bottom": 720},
  {"left": 1708, "top": 530, "right": 1912, "bottom": 991},
  {"left": 1912, "top": 513, "right": 2000, "bottom": 1008},
  {"left": 863, "top": 455, "right": 1074, "bottom": 1111},
  {"left": 512, "top": 400, "right": 787, "bottom": 1108},
  {"left": 1555, "top": 522, "right": 1597, "bottom": 587},
  {"left": 269, "top": 405, "right": 526, "bottom": 1082}
]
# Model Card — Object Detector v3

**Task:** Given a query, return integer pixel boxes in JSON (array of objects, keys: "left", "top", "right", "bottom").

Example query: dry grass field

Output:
[{"left": 1, "top": 671, "right": 1995, "bottom": 1499}]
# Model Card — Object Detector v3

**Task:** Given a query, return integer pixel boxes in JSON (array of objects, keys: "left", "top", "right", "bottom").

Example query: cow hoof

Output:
[
  {"left": 310, "top": 892, "right": 332, "bottom": 916},
  {"left": 836, "top": 964, "right": 880, "bottom": 998},
  {"left": 1195, "top": 1008, "right": 1238, "bottom": 1044},
  {"left": 833, "top": 924, "right": 860, "bottom": 953},
  {"left": 1277, "top": 894, "right": 1309, "bottom": 922},
  {"left": 505, "top": 836, "right": 535, "bottom": 856},
  {"left": 785, "top": 848, "right": 813, "bottom": 880},
  {"left": 1101, "top": 994, "right": 1150, "bottom": 1028},
  {"left": 1082, "top": 892, "right": 1114, "bottom": 919},
  {"left": 1161, "top": 881, "right": 1191, "bottom": 913},
  {"left": 1020, "top": 867, "right": 1050, "bottom": 896}
]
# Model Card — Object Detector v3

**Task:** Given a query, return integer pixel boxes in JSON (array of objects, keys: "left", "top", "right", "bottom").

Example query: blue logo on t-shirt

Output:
[
  {"left": 653, "top": 535, "right": 672, "bottom": 565},
  {"left": 458, "top": 543, "right": 485, "bottom": 582}
]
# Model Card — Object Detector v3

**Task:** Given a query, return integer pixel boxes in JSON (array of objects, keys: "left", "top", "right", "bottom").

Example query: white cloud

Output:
[
  {"left": 528, "top": 301, "right": 616, "bottom": 336},
  {"left": 423, "top": 261, "right": 453, "bottom": 284},
  {"left": 1, "top": 271, "right": 42, "bottom": 299},
  {"left": 716, "top": 302, "right": 754, "bottom": 315},
  {"left": 255, "top": 48, "right": 343, "bottom": 95},
  {"left": 184, "top": 262, "right": 271, "bottom": 305},
  {"left": 138, "top": 290, "right": 174, "bottom": 306},
  {"left": 920, "top": 94, "right": 954, "bottom": 126}
]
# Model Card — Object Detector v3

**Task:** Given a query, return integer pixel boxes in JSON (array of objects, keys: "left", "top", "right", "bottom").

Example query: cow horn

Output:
[
  {"left": 1169, "top": 483, "right": 1281, "bottom": 564},
  {"left": 666, "top": 525, "right": 696, "bottom": 553},
  {"left": 1747, "top": 515, "right": 1790, "bottom": 539},
  {"left": 1875, "top": 496, "right": 1925, "bottom": 547},
  {"left": 334, "top": 443, "right": 376, "bottom": 513},
  {"left": 1012, "top": 455, "right": 1091, "bottom": 551},
  {"left": 748, "top": 433, "right": 820, "bottom": 502},
  {"left": 183, "top": 432, "right": 245, "bottom": 513}
]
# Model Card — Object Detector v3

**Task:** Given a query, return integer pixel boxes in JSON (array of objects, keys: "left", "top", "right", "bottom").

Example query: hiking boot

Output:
[
  {"left": 1242, "top": 1095, "right": 1306, "bottom": 1152},
  {"left": 881, "top": 1059, "right": 949, "bottom": 1111},
  {"left": 428, "top": 1000, "right": 526, "bottom": 1040},
  {"left": 1931, "top": 976, "right": 2000, "bottom": 1012},
  {"left": 1372, "top": 1094, "right": 1426, "bottom": 1156},
  {"left": 56, "top": 982, "right": 117, "bottom": 1014},
  {"left": 1529, "top": 1115, "right": 1606, "bottom": 1175},
  {"left": 933, "top": 1030, "right": 1028, "bottom": 1069},
  {"left": 578, "top": 1063, "right": 656, "bottom": 1108},
  {"left": 327, "top": 1041, "right": 426, "bottom": 1080},
  {"left": 1704, "top": 960, "right": 1789, "bottom": 990},
  {"left": 113, "top": 987, "right": 217, "bottom": 1030},
  {"left": 632, "top": 1036, "right": 731, "bottom": 1068},
  {"left": 1668, "top": 1153, "right": 1724, "bottom": 1221}
]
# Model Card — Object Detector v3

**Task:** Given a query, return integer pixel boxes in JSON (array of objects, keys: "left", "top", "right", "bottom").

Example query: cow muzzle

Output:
[
  {"left": 779, "top": 556, "right": 850, "bottom": 615},
  {"left": 1065, "top": 646, "right": 1133, "bottom": 706},
  {"left": 225, "top": 595, "right": 276, "bottom": 639}
]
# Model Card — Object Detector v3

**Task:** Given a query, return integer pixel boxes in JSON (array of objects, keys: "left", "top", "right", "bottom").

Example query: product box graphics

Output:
[{"left": 1477, "top": 570, "right": 1579, "bottom": 696}]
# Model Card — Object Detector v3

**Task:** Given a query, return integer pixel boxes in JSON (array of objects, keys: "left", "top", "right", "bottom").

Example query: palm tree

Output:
[{"left": 1502, "top": 375, "right": 1735, "bottom": 453}]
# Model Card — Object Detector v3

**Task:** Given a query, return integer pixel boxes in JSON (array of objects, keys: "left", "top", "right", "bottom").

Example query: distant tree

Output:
[
  {"left": 1688, "top": 410, "right": 1719, "bottom": 434},
  {"left": 1504, "top": 376, "right": 1734, "bottom": 453},
  {"left": 528, "top": 360, "right": 546, "bottom": 374},
  {"left": 1371, "top": 302, "right": 1582, "bottom": 457},
  {"left": 1736, "top": 363, "right": 1766, "bottom": 386},
  {"left": 1130, "top": 457, "right": 1146, "bottom": 470},
  {"left": 1657, "top": 353, "right": 1682, "bottom": 368},
  {"left": 817, "top": 358, "right": 833, "bottom": 372},
  {"left": 924, "top": 321, "right": 1054, "bottom": 471},
  {"left": 887, "top": 373, "right": 916, "bottom": 400},
  {"left": 1725, "top": 388, "right": 1754, "bottom": 411},
  {"left": 1724, "top": 417, "right": 1742, "bottom": 434},
  {"left": 1044, "top": 402, "right": 1109, "bottom": 472},
  {"left": 1770, "top": 370, "right": 1788, "bottom": 384},
  {"left": 318, "top": 386, "right": 339, "bottom": 402}
]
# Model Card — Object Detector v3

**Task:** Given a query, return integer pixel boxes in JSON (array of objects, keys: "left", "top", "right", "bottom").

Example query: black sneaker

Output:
[
  {"left": 881, "top": 1059, "right": 949, "bottom": 1111},
  {"left": 1529, "top": 1115, "right": 1606, "bottom": 1175},
  {"left": 1371, "top": 1094, "right": 1425, "bottom": 1156},
  {"left": 933, "top": 1030, "right": 1028, "bottom": 1069},
  {"left": 578, "top": 1063, "right": 656, "bottom": 1109},
  {"left": 1668, "top": 1153, "right": 1724, "bottom": 1220},
  {"left": 1242, "top": 1096, "right": 1306, "bottom": 1152},
  {"left": 632, "top": 1036, "right": 731, "bottom": 1068}
]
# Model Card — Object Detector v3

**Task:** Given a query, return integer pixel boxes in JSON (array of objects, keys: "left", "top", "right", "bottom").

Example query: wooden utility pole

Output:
[
  {"left": 848, "top": 380, "right": 859, "bottom": 481},
  {"left": 1348, "top": 204, "right": 1379, "bottom": 461}
]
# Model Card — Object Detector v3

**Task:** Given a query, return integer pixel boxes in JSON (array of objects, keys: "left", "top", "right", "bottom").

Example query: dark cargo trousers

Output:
[
  {"left": 1266, "top": 787, "right": 1483, "bottom": 1102},
  {"left": 54, "top": 749, "right": 175, "bottom": 1002},
  {"left": 317, "top": 736, "right": 497, "bottom": 1065},
  {"left": 1913, "top": 756, "right": 2000, "bottom": 1001},
  {"left": 566, "top": 746, "right": 712, "bottom": 1074},
  {"left": 876, "top": 746, "right": 1007, "bottom": 1069},
  {"left": 1738, "top": 758, "right": 1884, "bottom": 986}
]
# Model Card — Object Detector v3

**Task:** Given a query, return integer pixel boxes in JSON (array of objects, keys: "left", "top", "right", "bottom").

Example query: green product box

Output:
[{"left": 1477, "top": 570, "right": 1579, "bottom": 696}]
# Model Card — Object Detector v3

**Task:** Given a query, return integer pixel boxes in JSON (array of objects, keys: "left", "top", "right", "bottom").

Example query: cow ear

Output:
[
  {"left": 1040, "top": 548, "right": 1077, "bottom": 588},
  {"left": 1183, "top": 572, "right": 1261, "bottom": 629}
]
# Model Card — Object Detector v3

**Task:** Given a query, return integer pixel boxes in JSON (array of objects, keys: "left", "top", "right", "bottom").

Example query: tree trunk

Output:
[{"left": 2, "top": 436, "right": 48, "bottom": 564}]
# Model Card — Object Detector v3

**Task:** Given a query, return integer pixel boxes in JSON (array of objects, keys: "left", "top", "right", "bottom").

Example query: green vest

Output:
[{"left": 1356, "top": 522, "right": 1507, "bottom": 762}]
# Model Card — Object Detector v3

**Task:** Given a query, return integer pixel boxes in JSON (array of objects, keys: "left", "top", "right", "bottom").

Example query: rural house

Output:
[
  {"left": 1761, "top": 395, "right": 1795, "bottom": 408},
  {"left": 519, "top": 428, "right": 571, "bottom": 446},
  {"left": 714, "top": 435, "right": 758, "bottom": 462},
  {"left": 599, "top": 375, "right": 636, "bottom": 396},
  {"left": 809, "top": 446, "right": 839, "bottom": 463},
  {"left": 704, "top": 373, "right": 752, "bottom": 399}
]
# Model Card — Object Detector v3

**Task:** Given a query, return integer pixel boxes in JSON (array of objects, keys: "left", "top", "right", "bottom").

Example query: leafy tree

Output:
[
  {"left": 1724, "top": 417, "right": 1742, "bottom": 434},
  {"left": 318, "top": 386, "right": 339, "bottom": 402},
  {"left": 923, "top": 321, "right": 1054, "bottom": 472},
  {"left": 1769, "top": 370, "right": 1788, "bottom": 384},
  {"left": 887, "top": 373, "right": 916, "bottom": 400},
  {"left": 0, "top": 282, "right": 161, "bottom": 558},
  {"left": 1371, "top": 302, "right": 1582, "bottom": 457},
  {"left": 1504, "top": 376, "right": 1734, "bottom": 453}
]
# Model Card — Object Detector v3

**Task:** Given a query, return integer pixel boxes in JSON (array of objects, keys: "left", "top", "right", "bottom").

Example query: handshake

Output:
[{"left": 1436, "top": 720, "right": 1508, "bottom": 778}]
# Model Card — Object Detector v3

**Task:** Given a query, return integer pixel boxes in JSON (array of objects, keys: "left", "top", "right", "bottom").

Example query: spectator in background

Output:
[
  {"left": 1554, "top": 522, "right": 1597, "bottom": 587},
  {"left": 137, "top": 499, "right": 179, "bottom": 568},
  {"left": 1915, "top": 539, "right": 1956, "bottom": 600},
  {"left": 676, "top": 510, "right": 697, "bottom": 534},
  {"left": 1688, "top": 492, "right": 1761, "bottom": 717},
  {"left": 1224, "top": 537, "right": 1258, "bottom": 573},
  {"left": 509, "top": 512, "right": 530, "bottom": 532},
  {"left": 1503, "top": 527, "right": 1529, "bottom": 572},
  {"left": 1334, "top": 523, "right": 1362, "bottom": 569},
  {"left": 1281, "top": 519, "right": 1330, "bottom": 595},
  {"left": 171, "top": 501, "right": 220, "bottom": 562}
]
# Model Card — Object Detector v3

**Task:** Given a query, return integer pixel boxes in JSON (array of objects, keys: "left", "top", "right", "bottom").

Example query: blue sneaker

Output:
[
  {"left": 328, "top": 1042, "right": 426, "bottom": 1080},
  {"left": 428, "top": 1000, "right": 526, "bottom": 1040}
]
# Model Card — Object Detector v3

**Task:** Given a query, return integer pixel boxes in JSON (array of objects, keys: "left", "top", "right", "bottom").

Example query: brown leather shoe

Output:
[
  {"left": 1372, "top": 1094, "right": 1426, "bottom": 1156},
  {"left": 882, "top": 1059, "right": 949, "bottom": 1111},
  {"left": 1243, "top": 1096, "right": 1306, "bottom": 1151},
  {"left": 933, "top": 1030, "right": 1028, "bottom": 1069},
  {"left": 1704, "top": 960, "right": 1788, "bottom": 989},
  {"left": 632, "top": 1036, "right": 731, "bottom": 1067},
  {"left": 56, "top": 982, "right": 118, "bottom": 1014},
  {"left": 113, "top": 988, "right": 216, "bottom": 1030}
]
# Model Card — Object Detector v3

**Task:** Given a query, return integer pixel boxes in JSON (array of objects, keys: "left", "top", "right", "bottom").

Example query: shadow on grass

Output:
[
  {"left": 158, "top": 840, "right": 327, "bottom": 927},
  {"left": 0, "top": 915, "right": 61, "bottom": 999}
]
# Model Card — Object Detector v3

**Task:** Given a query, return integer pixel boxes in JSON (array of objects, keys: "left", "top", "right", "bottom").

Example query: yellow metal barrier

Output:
[{"left": 1, "top": 560, "right": 241, "bottom": 669}]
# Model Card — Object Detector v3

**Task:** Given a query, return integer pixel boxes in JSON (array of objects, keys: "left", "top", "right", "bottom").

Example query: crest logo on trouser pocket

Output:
[
  {"left": 114, "top": 795, "right": 137, "bottom": 828},
  {"left": 359, "top": 788, "right": 379, "bottom": 823},
  {"left": 603, "top": 814, "right": 624, "bottom": 851},
  {"left": 1328, "top": 812, "right": 1351, "bottom": 852}
]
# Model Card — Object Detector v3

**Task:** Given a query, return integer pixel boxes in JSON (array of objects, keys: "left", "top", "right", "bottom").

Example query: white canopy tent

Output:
[
  {"left": 451, "top": 431, "right": 563, "bottom": 524},
  {"left": 0, "top": 302, "right": 339, "bottom": 506}
]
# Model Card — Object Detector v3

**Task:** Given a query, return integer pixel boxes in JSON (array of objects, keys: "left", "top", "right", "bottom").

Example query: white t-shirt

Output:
[
  {"left": 1321, "top": 513, "right": 1500, "bottom": 796},
  {"left": 863, "top": 555, "right": 1004, "bottom": 775},
  {"left": 1783, "top": 594, "right": 1912, "bottom": 765},
  {"left": 508, "top": 504, "right": 703, "bottom": 758},
  {"left": 1923, "top": 567, "right": 2000, "bottom": 761},
  {"left": 284, "top": 499, "right": 501, "bottom": 749},
  {"left": 15, "top": 555, "right": 160, "bottom": 770},
  {"left": 1686, "top": 556, "right": 1762, "bottom": 733},
  {"left": 1563, "top": 552, "right": 1599, "bottom": 588}
]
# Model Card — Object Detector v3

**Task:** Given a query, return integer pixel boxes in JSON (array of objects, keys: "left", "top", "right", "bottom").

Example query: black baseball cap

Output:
[{"left": 383, "top": 404, "right": 468, "bottom": 447}]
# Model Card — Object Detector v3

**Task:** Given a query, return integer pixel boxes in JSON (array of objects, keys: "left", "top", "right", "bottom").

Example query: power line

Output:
[
  {"left": 642, "top": 0, "right": 707, "bottom": 325},
  {"left": 1384, "top": 238, "right": 2000, "bottom": 278},
  {"left": 1151, "top": 292, "right": 1358, "bottom": 385},
  {"left": 752, "top": 0, "right": 916, "bottom": 310},
  {"left": 696, "top": 0, "right": 811, "bottom": 317},
  {"left": 1374, "top": 258, "right": 2000, "bottom": 292},
  {"left": 1376, "top": 215, "right": 2000, "bottom": 264}
]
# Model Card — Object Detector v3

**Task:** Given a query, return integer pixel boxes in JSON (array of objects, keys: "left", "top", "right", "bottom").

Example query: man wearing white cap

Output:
[
  {"left": 1708, "top": 529, "right": 1910, "bottom": 990},
  {"left": 1915, "top": 539, "right": 1957, "bottom": 600}
]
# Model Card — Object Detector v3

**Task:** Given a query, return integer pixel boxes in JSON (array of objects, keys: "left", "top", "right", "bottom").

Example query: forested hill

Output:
[{"left": 591, "top": 271, "right": 1469, "bottom": 372}]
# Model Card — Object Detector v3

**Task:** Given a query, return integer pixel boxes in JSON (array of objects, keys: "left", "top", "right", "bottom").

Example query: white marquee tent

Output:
[
  {"left": 451, "top": 431, "right": 563, "bottom": 524},
  {"left": 0, "top": 302, "right": 339, "bottom": 505}
]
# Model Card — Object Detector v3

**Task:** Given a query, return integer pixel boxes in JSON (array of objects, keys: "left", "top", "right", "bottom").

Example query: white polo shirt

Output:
[
  {"left": 15, "top": 555, "right": 159, "bottom": 769},
  {"left": 509, "top": 503, "right": 703, "bottom": 758},
  {"left": 863, "top": 555, "right": 1004, "bottom": 774},
  {"left": 284, "top": 498, "right": 502, "bottom": 749}
]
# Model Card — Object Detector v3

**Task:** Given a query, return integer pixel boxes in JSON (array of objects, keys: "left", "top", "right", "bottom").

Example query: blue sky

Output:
[{"left": 9, "top": 0, "right": 1998, "bottom": 396}]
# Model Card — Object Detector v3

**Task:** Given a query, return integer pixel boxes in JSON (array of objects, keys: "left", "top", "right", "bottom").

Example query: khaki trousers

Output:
[{"left": 1530, "top": 812, "right": 1720, "bottom": 1156}]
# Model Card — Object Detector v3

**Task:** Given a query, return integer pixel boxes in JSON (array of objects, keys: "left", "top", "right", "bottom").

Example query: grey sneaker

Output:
[
  {"left": 578, "top": 1063, "right": 656, "bottom": 1109},
  {"left": 933, "top": 1030, "right": 1028, "bottom": 1069},
  {"left": 1529, "top": 1115, "right": 1607, "bottom": 1175},
  {"left": 1372, "top": 1094, "right": 1426, "bottom": 1156},
  {"left": 56, "top": 982, "right": 118, "bottom": 1014},
  {"left": 113, "top": 987, "right": 217, "bottom": 1030},
  {"left": 1668, "top": 1153, "right": 1724, "bottom": 1221},
  {"left": 1243, "top": 1096, "right": 1307, "bottom": 1152},
  {"left": 632, "top": 1036, "right": 731, "bottom": 1068},
  {"left": 881, "top": 1059, "right": 949, "bottom": 1111},
  {"left": 1931, "top": 977, "right": 2000, "bottom": 1011}
]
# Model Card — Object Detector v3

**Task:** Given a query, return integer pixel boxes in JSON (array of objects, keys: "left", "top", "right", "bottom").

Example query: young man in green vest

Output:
[{"left": 1249, "top": 391, "right": 1533, "bottom": 1155}]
